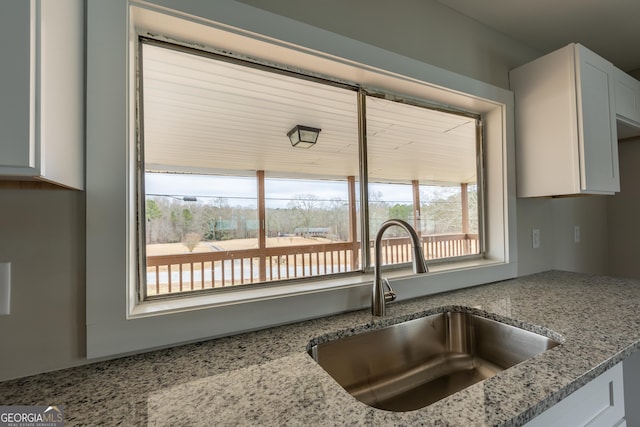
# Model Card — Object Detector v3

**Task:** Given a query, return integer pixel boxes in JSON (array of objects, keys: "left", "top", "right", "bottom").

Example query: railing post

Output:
[
  {"left": 257, "top": 170, "right": 267, "bottom": 282},
  {"left": 412, "top": 180, "right": 421, "bottom": 238},
  {"left": 461, "top": 182, "right": 469, "bottom": 255},
  {"left": 348, "top": 176, "right": 358, "bottom": 270}
]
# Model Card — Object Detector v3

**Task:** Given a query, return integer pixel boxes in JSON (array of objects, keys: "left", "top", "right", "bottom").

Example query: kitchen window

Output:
[
  {"left": 85, "top": 1, "right": 515, "bottom": 359},
  {"left": 138, "top": 38, "right": 483, "bottom": 300}
]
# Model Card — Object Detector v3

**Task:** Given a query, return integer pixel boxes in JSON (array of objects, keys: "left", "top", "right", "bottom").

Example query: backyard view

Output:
[
  {"left": 146, "top": 185, "right": 475, "bottom": 248},
  {"left": 143, "top": 173, "right": 479, "bottom": 296}
]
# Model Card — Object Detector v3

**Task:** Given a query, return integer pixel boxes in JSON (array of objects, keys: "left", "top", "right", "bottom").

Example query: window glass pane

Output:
[
  {"left": 140, "top": 41, "right": 359, "bottom": 296},
  {"left": 366, "top": 96, "right": 479, "bottom": 266}
]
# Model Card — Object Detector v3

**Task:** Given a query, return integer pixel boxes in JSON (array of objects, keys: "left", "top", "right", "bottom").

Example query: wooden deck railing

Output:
[{"left": 145, "top": 234, "right": 478, "bottom": 296}]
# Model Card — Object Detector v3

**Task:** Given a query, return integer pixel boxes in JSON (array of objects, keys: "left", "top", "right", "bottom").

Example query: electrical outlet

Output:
[
  {"left": 0, "top": 262, "right": 10, "bottom": 315},
  {"left": 532, "top": 229, "right": 540, "bottom": 249},
  {"left": 574, "top": 225, "right": 581, "bottom": 243}
]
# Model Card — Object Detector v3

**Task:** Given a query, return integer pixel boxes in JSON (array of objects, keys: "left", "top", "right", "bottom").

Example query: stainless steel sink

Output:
[{"left": 308, "top": 310, "right": 561, "bottom": 412}]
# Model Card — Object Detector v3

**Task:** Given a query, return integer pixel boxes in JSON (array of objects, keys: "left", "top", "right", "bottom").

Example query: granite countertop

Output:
[{"left": 1, "top": 270, "right": 640, "bottom": 426}]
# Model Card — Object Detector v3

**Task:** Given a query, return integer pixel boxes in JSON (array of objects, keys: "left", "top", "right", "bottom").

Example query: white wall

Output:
[
  {"left": 0, "top": 188, "right": 85, "bottom": 378},
  {"left": 517, "top": 195, "right": 611, "bottom": 276},
  {"left": 0, "top": 0, "right": 614, "bottom": 380},
  {"left": 236, "top": 0, "right": 537, "bottom": 89},
  {"left": 608, "top": 139, "right": 640, "bottom": 278},
  {"left": 551, "top": 196, "right": 610, "bottom": 273},
  {"left": 515, "top": 197, "right": 555, "bottom": 276}
]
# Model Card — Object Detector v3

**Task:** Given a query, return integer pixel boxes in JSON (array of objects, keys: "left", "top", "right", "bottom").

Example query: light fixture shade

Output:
[{"left": 287, "top": 125, "right": 321, "bottom": 149}]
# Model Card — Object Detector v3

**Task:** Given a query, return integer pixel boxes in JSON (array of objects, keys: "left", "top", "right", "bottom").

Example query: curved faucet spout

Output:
[{"left": 372, "top": 219, "right": 428, "bottom": 316}]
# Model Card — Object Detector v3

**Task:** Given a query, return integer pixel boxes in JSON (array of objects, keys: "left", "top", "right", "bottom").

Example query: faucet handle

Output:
[{"left": 382, "top": 277, "right": 396, "bottom": 303}]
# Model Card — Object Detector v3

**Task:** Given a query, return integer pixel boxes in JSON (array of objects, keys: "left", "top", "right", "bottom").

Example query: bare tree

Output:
[
  {"left": 183, "top": 232, "right": 201, "bottom": 252},
  {"left": 288, "top": 194, "right": 321, "bottom": 234}
]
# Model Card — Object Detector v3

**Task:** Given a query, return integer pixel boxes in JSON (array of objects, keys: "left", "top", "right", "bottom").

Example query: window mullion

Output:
[{"left": 357, "top": 89, "right": 371, "bottom": 270}]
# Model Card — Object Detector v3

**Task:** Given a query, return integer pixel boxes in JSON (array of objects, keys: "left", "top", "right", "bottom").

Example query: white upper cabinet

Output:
[
  {"left": 613, "top": 67, "right": 640, "bottom": 140},
  {"left": 510, "top": 43, "right": 619, "bottom": 198},
  {"left": 0, "top": 0, "right": 84, "bottom": 189}
]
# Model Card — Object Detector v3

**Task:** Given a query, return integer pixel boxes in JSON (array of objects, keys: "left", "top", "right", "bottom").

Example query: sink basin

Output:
[{"left": 308, "top": 310, "right": 560, "bottom": 412}]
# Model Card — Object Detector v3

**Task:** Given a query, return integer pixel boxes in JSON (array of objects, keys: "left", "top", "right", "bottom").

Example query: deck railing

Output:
[{"left": 145, "top": 233, "right": 479, "bottom": 296}]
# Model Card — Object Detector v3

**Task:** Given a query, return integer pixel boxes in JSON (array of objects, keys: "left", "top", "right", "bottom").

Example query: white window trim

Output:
[{"left": 86, "top": 0, "right": 516, "bottom": 359}]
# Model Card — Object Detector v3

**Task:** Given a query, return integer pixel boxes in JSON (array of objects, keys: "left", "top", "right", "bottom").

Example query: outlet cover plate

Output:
[{"left": 532, "top": 229, "right": 540, "bottom": 249}]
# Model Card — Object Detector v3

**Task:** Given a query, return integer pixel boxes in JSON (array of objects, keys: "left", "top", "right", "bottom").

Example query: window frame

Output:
[
  {"left": 86, "top": 0, "right": 517, "bottom": 359},
  {"left": 137, "top": 38, "right": 486, "bottom": 300}
]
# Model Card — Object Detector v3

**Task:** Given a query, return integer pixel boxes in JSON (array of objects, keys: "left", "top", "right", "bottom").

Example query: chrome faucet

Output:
[{"left": 372, "top": 219, "right": 428, "bottom": 316}]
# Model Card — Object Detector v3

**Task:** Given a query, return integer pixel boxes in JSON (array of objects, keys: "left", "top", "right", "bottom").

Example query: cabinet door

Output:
[
  {"left": 614, "top": 68, "right": 640, "bottom": 125},
  {"left": 525, "top": 363, "right": 625, "bottom": 427},
  {"left": 510, "top": 44, "right": 583, "bottom": 197},
  {"left": 38, "top": 0, "right": 84, "bottom": 188},
  {"left": 0, "top": 1, "right": 36, "bottom": 170},
  {"left": 575, "top": 45, "right": 619, "bottom": 194}
]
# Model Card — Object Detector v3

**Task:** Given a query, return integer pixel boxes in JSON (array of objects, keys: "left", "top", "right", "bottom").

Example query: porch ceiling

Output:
[{"left": 142, "top": 43, "right": 477, "bottom": 185}]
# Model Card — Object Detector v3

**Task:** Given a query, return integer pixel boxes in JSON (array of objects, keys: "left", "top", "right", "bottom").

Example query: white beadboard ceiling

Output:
[{"left": 142, "top": 43, "right": 477, "bottom": 185}]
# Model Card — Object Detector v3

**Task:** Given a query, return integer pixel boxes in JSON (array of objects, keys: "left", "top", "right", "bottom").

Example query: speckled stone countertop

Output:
[{"left": 1, "top": 271, "right": 640, "bottom": 426}]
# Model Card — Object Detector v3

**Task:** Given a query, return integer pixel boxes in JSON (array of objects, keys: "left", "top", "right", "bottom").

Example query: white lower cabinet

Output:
[{"left": 525, "top": 362, "right": 625, "bottom": 427}]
